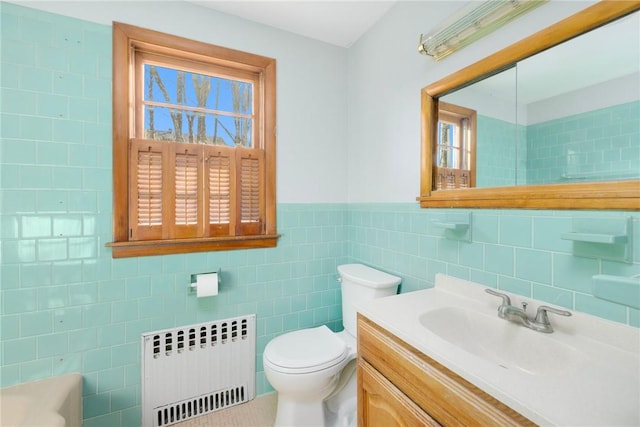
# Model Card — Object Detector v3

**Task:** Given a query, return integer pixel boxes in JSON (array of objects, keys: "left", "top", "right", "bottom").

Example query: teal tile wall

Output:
[
  {"left": 476, "top": 116, "right": 527, "bottom": 187},
  {"left": 347, "top": 204, "right": 640, "bottom": 326},
  {"left": 479, "top": 101, "right": 640, "bottom": 186},
  {"left": 527, "top": 101, "right": 640, "bottom": 184},
  {"left": 1, "top": 198, "right": 347, "bottom": 426},
  {"left": 2, "top": 4, "right": 640, "bottom": 427}
]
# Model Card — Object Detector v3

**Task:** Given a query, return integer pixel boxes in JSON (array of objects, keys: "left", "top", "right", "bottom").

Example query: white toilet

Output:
[{"left": 263, "top": 263, "right": 401, "bottom": 427}]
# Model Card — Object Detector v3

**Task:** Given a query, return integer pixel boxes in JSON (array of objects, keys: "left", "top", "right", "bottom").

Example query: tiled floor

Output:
[{"left": 174, "top": 393, "right": 277, "bottom": 427}]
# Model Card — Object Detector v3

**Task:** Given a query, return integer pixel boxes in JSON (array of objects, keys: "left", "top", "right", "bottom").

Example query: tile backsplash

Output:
[
  {"left": 347, "top": 204, "right": 639, "bottom": 326},
  {"left": 1, "top": 200, "right": 348, "bottom": 426},
  {"left": 1, "top": 3, "right": 639, "bottom": 426},
  {"left": 527, "top": 101, "right": 640, "bottom": 184}
]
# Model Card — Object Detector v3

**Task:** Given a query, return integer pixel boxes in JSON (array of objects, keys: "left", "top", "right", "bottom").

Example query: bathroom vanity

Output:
[
  {"left": 357, "top": 315, "right": 533, "bottom": 426},
  {"left": 356, "top": 274, "right": 640, "bottom": 427}
]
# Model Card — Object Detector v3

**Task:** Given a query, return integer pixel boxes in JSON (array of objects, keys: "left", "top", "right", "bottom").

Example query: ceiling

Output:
[{"left": 185, "top": 1, "right": 397, "bottom": 47}]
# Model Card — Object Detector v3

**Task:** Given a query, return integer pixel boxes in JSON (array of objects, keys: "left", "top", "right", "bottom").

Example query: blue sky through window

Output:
[{"left": 143, "top": 64, "right": 253, "bottom": 147}]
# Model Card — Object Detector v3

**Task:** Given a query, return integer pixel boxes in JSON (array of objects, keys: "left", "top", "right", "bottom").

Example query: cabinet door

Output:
[
  {"left": 358, "top": 359, "right": 440, "bottom": 427},
  {"left": 358, "top": 315, "right": 536, "bottom": 427}
]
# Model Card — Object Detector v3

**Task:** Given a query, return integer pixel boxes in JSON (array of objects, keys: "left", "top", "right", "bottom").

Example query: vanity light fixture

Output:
[{"left": 418, "top": 0, "right": 548, "bottom": 60}]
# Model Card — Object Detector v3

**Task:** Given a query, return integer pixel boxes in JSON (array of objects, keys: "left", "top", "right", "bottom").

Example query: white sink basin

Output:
[{"left": 418, "top": 306, "right": 586, "bottom": 376}]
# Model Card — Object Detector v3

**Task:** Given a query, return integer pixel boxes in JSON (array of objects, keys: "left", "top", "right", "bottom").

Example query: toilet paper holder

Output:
[{"left": 189, "top": 268, "right": 221, "bottom": 293}]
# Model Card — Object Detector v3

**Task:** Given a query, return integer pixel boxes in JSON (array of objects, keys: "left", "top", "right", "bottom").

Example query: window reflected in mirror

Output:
[
  {"left": 435, "top": 102, "right": 476, "bottom": 189},
  {"left": 438, "top": 66, "right": 517, "bottom": 189}
]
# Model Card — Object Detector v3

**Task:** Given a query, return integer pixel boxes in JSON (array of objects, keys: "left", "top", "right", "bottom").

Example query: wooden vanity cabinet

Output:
[{"left": 357, "top": 314, "right": 536, "bottom": 427}]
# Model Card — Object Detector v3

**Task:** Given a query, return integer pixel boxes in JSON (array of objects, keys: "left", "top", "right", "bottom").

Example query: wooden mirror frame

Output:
[{"left": 419, "top": 1, "right": 640, "bottom": 210}]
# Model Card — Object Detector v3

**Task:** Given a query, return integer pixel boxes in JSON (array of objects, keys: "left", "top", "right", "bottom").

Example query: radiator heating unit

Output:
[{"left": 141, "top": 314, "right": 256, "bottom": 426}]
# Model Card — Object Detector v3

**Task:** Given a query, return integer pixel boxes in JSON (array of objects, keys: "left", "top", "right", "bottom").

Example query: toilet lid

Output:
[{"left": 264, "top": 326, "right": 348, "bottom": 373}]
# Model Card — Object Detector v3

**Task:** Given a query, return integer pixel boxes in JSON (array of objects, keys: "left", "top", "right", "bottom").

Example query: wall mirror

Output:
[{"left": 419, "top": 1, "right": 640, "bottom": 209}]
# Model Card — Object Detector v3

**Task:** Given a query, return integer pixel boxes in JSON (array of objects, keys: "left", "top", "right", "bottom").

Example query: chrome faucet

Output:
[{"left": 485, "top": 288, "right": 571, "bottom": 333}]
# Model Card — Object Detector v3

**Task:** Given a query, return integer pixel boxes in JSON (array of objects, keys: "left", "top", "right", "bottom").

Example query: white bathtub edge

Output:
[{"left": 0, "top": 373, "right": 83, "bottom": 427}]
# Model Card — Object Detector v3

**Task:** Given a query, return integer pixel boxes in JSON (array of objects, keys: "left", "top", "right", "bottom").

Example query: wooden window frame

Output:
[
  {"left": 434, "top": 102, "right": 477, "bottom": 190},
  {"left": 107, "top": 23, "right": 279, "bottom": 258}
]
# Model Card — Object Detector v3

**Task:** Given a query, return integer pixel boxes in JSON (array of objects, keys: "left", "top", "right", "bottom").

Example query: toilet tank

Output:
[{"left": 338, "top": 264, "right": 401, "bottom": 336}]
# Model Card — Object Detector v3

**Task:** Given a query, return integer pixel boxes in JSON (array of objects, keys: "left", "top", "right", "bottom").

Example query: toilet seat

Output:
[{"left": 264, "top": 325, "right": 348, "bottom": 374}]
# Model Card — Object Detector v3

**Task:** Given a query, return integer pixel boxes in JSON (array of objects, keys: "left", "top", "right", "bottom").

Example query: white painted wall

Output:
[
  {"left": 14, "top": 0, "right": 603, "bottom": 204},
  {"left": 346, "top": 0, "right": 598, "bottom": 202},
  {"left": 527, "top": 72, "right": 640, "bottom": 124},
  {"left": 14, "top": 0, "right": 349, "bottom": 203}
]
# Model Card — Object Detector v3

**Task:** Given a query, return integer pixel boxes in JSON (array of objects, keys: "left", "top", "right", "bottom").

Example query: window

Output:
[
  {"left": 108, "top": 23, "right": 278, "bottom": 258},
  {"left": 434, "top": 102, "right": 476, "bottom": 190}
]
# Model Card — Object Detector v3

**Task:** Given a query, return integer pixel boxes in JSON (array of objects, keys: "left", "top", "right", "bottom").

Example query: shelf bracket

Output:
[
  {"left": 561, "top": 217, "right": 633, "bottom": 263},
  {"left": 432, "top": 212, "right": 472, "bottom": 242}
]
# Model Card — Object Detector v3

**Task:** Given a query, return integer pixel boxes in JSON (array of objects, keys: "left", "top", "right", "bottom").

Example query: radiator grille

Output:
[
  {"left": 155, "top": 386, "right": 248, "bottom": 426},
  {"left": 142, "top": 315, "right": 256, "bottom": 426}
]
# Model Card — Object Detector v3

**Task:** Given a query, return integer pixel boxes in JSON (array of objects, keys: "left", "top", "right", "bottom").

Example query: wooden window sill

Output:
[{"left": 106, "top": 234, "right": 280, "bottom": 258}]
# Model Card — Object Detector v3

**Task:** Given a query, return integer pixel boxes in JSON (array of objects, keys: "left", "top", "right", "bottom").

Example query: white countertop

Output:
[{"left": 356, "top": 274, "right": 640, "bottom": 426}]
